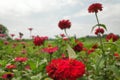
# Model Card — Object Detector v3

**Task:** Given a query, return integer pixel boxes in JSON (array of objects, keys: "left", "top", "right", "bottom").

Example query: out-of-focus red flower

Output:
[
  {"left": 58, "top": 19, "right": 71, "bottom": 30},
  {"left": 42, "top": 46, "right": 58, "bottom": 54},
  {"left": 73, "top": 42, "right": 83, "bottom": 52},
  {"left": 95, "top": 28, "right": 104, "bottom": 35},
  {"left": 21, "top": 49, "right": 27, "bottom": 54},
  {"left": 46, "top": 58, "right": 85, "bottom": 80},
  {"left": 114, "top": 52, "right": 119, "bottom": 57},
  {"left": 15, "top": 38, "right": 21, "bottom": 41},
  {"left": 88, "top": 3, "right": 103, "bottom": 13},
  {"left": 92, "top": 43, "right": 98, "bottom": 49},
  {"left": 28, "top": 28, "right": 33, "bottom": 31},
  {"left": 25, "top": 65, "right": 31, "bottom": 70},
  {"left": 14, "top": 57, "right": 28, "bottom": 62},
  {"left": 88, "top": 48, "right": 95, "bottom": 54},
  {"left": 0, "top": 34, "right": 6, "bottom": 37},
  {"left": 106, "top": 33, "right": 119, "bottom": 42},
  {"left": 2, "top": 72, "right": 14, "bottom": 79},
  {"left": 4, "top": 41, "right": 9, "bottom": 45},
  {"left": 6, "top": 64, "right": 16, "bottom": 69},
  {"left": 60, "top": 34, "right": 65, "bottom": 37},
  {"left": 10, "top": 34, "right": 15, "bottom": 37},
  {"left": 12, "top": 43, "right": 18, "bottom": 48},
  {"left": 33, "top": 36, "right": 48, "bottom": 46}
]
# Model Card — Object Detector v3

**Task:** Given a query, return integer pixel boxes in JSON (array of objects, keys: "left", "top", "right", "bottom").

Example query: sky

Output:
[{"left": 0, "top": 0, "right": 120, "bottom": 39}]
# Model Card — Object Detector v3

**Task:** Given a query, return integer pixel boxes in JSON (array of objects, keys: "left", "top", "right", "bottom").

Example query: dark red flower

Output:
[
  {"left": 106, "top": 33, "right": 119, "bottom": 42},
  {"left": 6, "top": 64, "right": 16, "bottom": 69},
  {"left": 73, "top": 42, "right": 83, "bottom": 52},
  {"left": 42, "top": 46, "right": 58, "bottom": 54},
  {"left": 95, "top": 28, "right": 104, "bottom": 35},
  {"left": 60, "top": 34, "right": 65, "bottom": 37},
  {"left": 58, "top": 19, "right": 71, "bottom": 30},
  {"left": 10, "top": 34, "right": 15, "bottom": 37},
  {"left": 88, "top": 3, "right": 103, "bottom": 13},
  {"left": 4, "top": 41, "right": 9, "bottom": 45},
  {"left": 14, "top": 57, "right": 28, "bottom": 62},
  {"left": 92, "top": 43, "right": 98, "bottom": 49},
  {"left": 33, "top": 36, "right": 47, "bottom": 46},
  {"left": 2, "top": 72, "right": 14, "bottom": 79},
  {"left": 28, "top": 28, "right": 33, "bottom": 31},
  {"left": 46, "top": 58, "right": 85, "bottom": 80}
]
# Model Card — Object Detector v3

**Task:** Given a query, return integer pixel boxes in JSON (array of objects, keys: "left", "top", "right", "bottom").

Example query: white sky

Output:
[{"left": 0, "top": 0, "right": 120, "bottom": 39}]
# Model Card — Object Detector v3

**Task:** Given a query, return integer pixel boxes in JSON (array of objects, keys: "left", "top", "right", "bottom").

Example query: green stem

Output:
[
  {"left": 64, "top": 29, "right": 69, "bottom": 38},
  {"left": 95, "top": 12, "right": 107, "bottom": 79}
]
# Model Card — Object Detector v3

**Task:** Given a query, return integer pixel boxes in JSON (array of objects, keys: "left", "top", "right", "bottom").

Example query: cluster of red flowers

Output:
[
  {"left": 73, "top": 42, "right": 83, "bottom": 52},
  {"left": 14, "top": 57, "right": 28, "bottom": 62},
  {"left": 58, "top": 19, "right": 71, "bottom": 30},
  {"left": 33, "top": 36, "right": 48, "bottom": 46},
  {"left": 88, "top": 3, "right": 103, "bottom": 13},
  {"left": 46, "top": 58, "right": 85, "bottom": 80},
  {"left": 42, "top": 46, "right": 58, "bottom": 54},
  {"left": 106, "top": 33, "right": 119, "bottom": 42},
  {"left": 95, "top": 28, "right": 104, "bottom": 35}
]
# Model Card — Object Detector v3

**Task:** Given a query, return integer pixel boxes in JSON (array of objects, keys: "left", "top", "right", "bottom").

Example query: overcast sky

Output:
[{"left": 0, "top": 0, "right": 120, "bottom": 39}]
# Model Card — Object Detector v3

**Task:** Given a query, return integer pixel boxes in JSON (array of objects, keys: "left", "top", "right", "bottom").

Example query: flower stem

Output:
[{"left": 95, "top": 12, "right": 107, "bottom": 79}]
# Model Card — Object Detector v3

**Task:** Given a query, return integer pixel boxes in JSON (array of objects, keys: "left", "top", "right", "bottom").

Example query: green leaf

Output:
[
  {"left": 91, "top": 24, "right": 107, "bottom": 32},
  {"left": 66, "top": 44, "right": 77, "bottom": 59},
  {"left": 95, "top": 55, "right": 105, "bottom": 74}
]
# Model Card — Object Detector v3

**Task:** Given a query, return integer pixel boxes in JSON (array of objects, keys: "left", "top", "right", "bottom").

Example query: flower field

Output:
[{"left": 0, "top": 3, "right": 120, "bottom": 80}]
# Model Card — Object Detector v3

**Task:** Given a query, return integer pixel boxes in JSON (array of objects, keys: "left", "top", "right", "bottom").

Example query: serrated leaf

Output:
[{"left": 66, "top": 44, "right": 77, "bottom": 59}]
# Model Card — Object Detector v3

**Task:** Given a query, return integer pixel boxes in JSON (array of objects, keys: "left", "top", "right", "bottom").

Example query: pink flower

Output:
[
  {"left": 0, "top": 34, "right": 6, "bottom": 37},
  {"left": 14, "top": 57, "right": 28, "bottom": 62},
  {"left": 58, "top": 19, "right": 71, "bottom": 30},
  {"left": 88, "top": 3, "right": 103, "bottom": 13},
  {"left": 25, "top": 65, "right": 31, "bottom": 70}
]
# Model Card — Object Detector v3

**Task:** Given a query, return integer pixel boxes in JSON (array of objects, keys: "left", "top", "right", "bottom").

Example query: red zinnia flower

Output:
[
  {"left": 95, "top": 28, "right": 104, "bottom": 35},
  {"left": 73, "top": 42, "right": 83, "bottom": 52},
  {"left": 33, "top": 36, "right": 47, "bottom": 46},
  {"left": 58, "top": 19, "right": 71, "bottom": 30},
  {"left": 60, "top": 34, "right": 65, "bottom": 37},
  {"left": 6, "top": 64, "right": 16, "bottom": 69},
  {"left": 42, "top": 46, "right": 58, "bottom": 54},
  {"left": 106, "top": 33, "right": 119, "bottom": 42},
  {"left": 14, "top": 57, "right": 28, "bottom": 62},
  {"left": 2, "top": 72, "right": 14, "bottom": 79},
  {"left": 88, "top": 3, "right": 103, "bottom": 13},
  {"left": 46, "top": 58, "right": 85, "bottom": 80}
]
